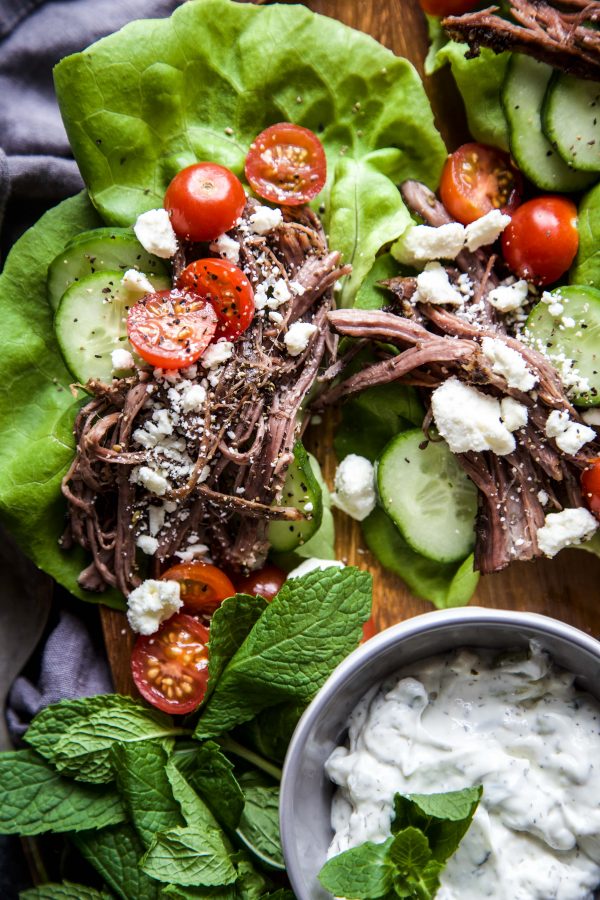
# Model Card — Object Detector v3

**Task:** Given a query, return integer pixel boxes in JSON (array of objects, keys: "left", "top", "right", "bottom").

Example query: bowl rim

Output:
[{"left": 280, "top": 606, "right": 600, "bottom": 898}]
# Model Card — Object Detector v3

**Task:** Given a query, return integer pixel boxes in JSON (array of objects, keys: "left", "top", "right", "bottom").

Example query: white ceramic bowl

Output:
[{"left": 279, "top": 607, "right": 600, "bottom": 899}]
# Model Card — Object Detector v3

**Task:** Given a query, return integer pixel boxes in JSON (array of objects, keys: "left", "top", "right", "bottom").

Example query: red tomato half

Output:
[
  {"left": 127, "top": 289, "right": 218, "bottom": 369},
  {"left": 131, "top": 613, "right": 209, "bottom": 714},
  {"left": 361, "top": 616, "right": 377, "bottom": 644},
  {"left": 501, "top": 196, "right": 579, "bottom": 287},
  {"left": 245, "top": 123, "right": 326, "bottom": 206},
  {"left": 419, "top": 0, "right": 480, "bottom": 13},
  {"left": 160, "top": 562, "right": 236, "bottom": 615},
  {"left": 178, "top": 259, "right": 255, "bottom": 340},
  {"left": 237, "top": 564, "right": 286, "bottom": 601},
  {"left": 581, "top": 459, "right": 600, "bottom": 520},
  {"left": 440, "top": 143, "right": 523, "bottom": 226},
  {"left": 164, "top": 163, "right": 246, "bottom": 242}
]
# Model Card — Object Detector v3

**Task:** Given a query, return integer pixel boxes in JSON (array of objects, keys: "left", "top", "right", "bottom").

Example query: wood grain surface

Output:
[{"left": 100, "top": 0, "right": 600, "bottom": 696}]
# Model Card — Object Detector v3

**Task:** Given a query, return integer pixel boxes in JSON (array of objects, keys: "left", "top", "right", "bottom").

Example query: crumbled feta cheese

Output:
[
  {"left": 121, "top": 269, "right": 155, "bottom": 295},
  {"left": 181, "top": 383, "right": 206, "bottom": 414},
  {"left": 136, "top": 534, "right": 159, "bottom": 555},
  {"left": 545, "top": 410, "right": 595, "bottom": 456},
  {"left": 269, "top": 311, "right": 284, "bottom": 325},
  {"left": 536, "top": 508, "right": 597, "bottom": 557},
  {"left": 209, "top": 233, "right": 240, "bottom": 263},
  {"left": 133, "top": 466, "right": 170, "bottom": 496},
  {"left": 331, "top": 454, "right": 376, "bottom": 522},
  {"left": 413, "top": 262, "right": 464, "bottom": 306},
  {"left": 253, "top": 283, "right": 268, "bottom": 311},
  {"left": 481, "top": 337, "right": 537, "bottom": 391},
  {"left": 284, "top": 322, "right": 318, "bottom": 357},
  {"left": 582, "top": 409, "right": 600, "bottom": 427},
  {"left": 290, "top": 280, "right": 306, "bottom": 296},
  {"left": 537, "top": 490, "right": 549, "bottom": 506},
  {"left": 111, "top": 348, "right": 135, "bottom": 372},
  {"left": 200, "top": 340, "right": 234, "bottom": 369},
  {"left": 286, "top": 558, "right": 345, "bottom": 579},
  {"left": 148, "top": 504, "right": 166, "bottom": 537},
  {"left": 464, "top": 210, "right": 511, "bottom": 252},
  {"left": 249, "top": 205, "right": 283, "bottom": 235},
  {"left": 268, "top": 279, "right": 292, "bottom": 309},
  {"left": 431, "top": 378, "right": 517, "bottom": 456},
  {"left": 562, "top": 316, "right": 576, "bottom": 329},
  {"left": 133, "top": 209, "right": 178, "bottom": 259},
  {"left": 126, "top": 579, "right": 182, "bottom": 635},
  {"left": 500, "top": 397, "right": 528, "bottom": 432},
  {"left": 174, "top": 543, "right": 211, "bottom": 563},
  {"left": 488, "top": 280, "right": 529, "bottom": 313},
  {"left": 548, "top": 302, "right": 564, "bottom": 317},
  {"left": 393, "top": 223, "right": 466, "bottom": 266}
]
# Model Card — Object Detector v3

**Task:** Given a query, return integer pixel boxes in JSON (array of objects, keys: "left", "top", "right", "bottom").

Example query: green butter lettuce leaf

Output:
[
  {"left": 194, "top": 567, "right": 372, "bottom": 739},
  {"left": 355, "top": 253, "right": 406, "bottom": 311},
  {"left": 141, "top": 826, "right": 237, "bottom": 888},
  {"left": 0, "top": 749, "right": 125, "bottom": 835},
  {"left": 111, "top": 740, "right": 185, "bottom": 848},
  {"left": 20, "top": 884, "right": 113, "bottom": 900},
  {"left": 0, "top": 192, "right": 127, "bottom": 609},
  {"left": 432, "top": 41, "right": 510, "bottom": 151},
  {"left": 572, "top": 182, "right": 600, "bottom": 288},
  {"left": 25, "top": 695, "right": 177, "bottom": 784},
  {"left": 362, "top": 508, "right": 479, "bottom": 609},
  {"left": 54, "top": 0, "right": 445, "bottom": 307},
  {"left": 73, "top": 824, "right": 161, "bottom": 900}
]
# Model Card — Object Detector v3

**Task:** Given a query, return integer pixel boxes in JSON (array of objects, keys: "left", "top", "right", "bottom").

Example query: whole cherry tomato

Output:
[
  {"left": 164, "top": 162, "right": 246, "bottom": 242},
  {"left": 581, "top": 459, "right": 600, "bottom": 520},
  {"left": 501, "top": 196, "right": 579, "bottom": 287},
  {"left": 131, "top": 613, "right": 209, "bottom": 714},
  {"left": 440, "top": 143, "right": 523, "bottom": 226},
  {"left": 127, "top": 288, "right": 217, "bottom": 369},
  {"left": 245, "top": 123, "right": 326, "bottom": 206},
  {"left": 237, "top": 564, "right": 286, "bottom": 601},
  {"left": 178, "top": 259, "right": 255, "bottom": 340},
  {"left": 160, "top": 562, "right": 236, "bottom": 615}
]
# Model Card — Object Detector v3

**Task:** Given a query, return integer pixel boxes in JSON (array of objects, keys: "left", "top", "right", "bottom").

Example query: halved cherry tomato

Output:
[
  {"left": 501, "top": 196, "right": 579, "bottom": 287},
  {"left": 581, "top": 459, "right": 600, "bottom": 520},
  {"left": 164, "top": 162, "right": 246, "bottom": 242},
  {"left": 361, "top": 616, "right": 377, "bottom": 643},
  {"left": 127, "top": 288, "right": 217, "bottom": 369},
  {"left": 131, "top": 613, "right": 209, "bottom": 714},
  {"left": 160, "top": 562, "right": 236, "bottom": 615},
  {"left": 237, "top": 564, "right": 286, "bottom": 601},
  {"left": 419, "top": 0, "right": 480, "bottom": 13},
  {"left": 440, "top": 143, "right": 523, "bottom": 225},
  {"left": 245, "top": 123, "right": 326, "bottom": 206},
  {"left": 178, "top": 259, "right": 255, "bottom": 340}
]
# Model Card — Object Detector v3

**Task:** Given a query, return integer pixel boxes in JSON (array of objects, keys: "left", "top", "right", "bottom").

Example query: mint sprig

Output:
[{"left": 318, "top": 787, "right": 482, "bottom": 899}]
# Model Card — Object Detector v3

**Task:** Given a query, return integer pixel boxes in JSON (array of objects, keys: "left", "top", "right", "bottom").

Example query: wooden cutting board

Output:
[{"left": 100, "top": 0, "right": 600, "bottom": 695}]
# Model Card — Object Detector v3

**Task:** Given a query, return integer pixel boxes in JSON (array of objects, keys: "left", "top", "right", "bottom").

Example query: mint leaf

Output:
[
  {"left": 230, "top": 850, "right": 271, "bottom": 899},
  {"left": 26, "top": 695, "right": 179, "bottom": 783},
  {"left": 160, "top": 886, "right": 235, "bottom": 899},
  {"left": 388, "top": 828, "right": 431, "bottom": 873},
  {"left": 165, "top": 758, "right": 227, "bottom": 836},
  {"left": 406, "top": 787, "right": 483, "bottom": 822},
  {"left": 20, "top": 883, "right": 113, "bottom": 899},
  {"left": 236, "top": 774, "right": 283, "bottom": 870},
  {"left": 195, "top": 568, "right": 372, "bottom": 739},
  {"left": 175, "top": 741, "right": 244, "bottom": 831},
  {"left": 206, "top": 595, "right": 267, "bottom": 703},
  {"left": 73, "top": 824, "right": 161, "bottom": 900},
  {"left": 141, "top": 826, "right": 237, "bottom": 888},
  {"left": 0, "top": 749, "right": 124, "bottom": 835},
  {"left": 318, "top": 838, "right": 393, "bottom": 898},
  {"left": 238, "top": 702, "right": 304, "bottom": 765},
  {"left": 111, "top": 740, "right": 184, "bottom": 848},
  {"left": 393, "top": 787, "right": 482, "bottom": 864}
]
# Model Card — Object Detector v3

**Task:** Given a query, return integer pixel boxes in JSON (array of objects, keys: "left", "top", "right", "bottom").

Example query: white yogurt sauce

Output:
[{"left": 326, "top": 644, "right": 600, "bottom": 899}]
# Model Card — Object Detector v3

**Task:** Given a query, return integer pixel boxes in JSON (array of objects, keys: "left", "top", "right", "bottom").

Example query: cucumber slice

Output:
[
  {"left": 543, "top": 73, "right": 600, "bottom": 173},
  {"left": 268, "top": 442, "right": 323, "bottom": 552},
  {"left": 502, "top": 55, "right": 596, "bottom": 192},
  {"left": 377, "top": 429, "right": 477, "bottom": 564},
  {"left": 55, "top": 269, "right": 170, "bottom": 384},
  {"left": 47, "top": 228, "right": 169, "bottom": 311},
  {"left": 525, "top": 284, "right": 600, "bottom": 407}
]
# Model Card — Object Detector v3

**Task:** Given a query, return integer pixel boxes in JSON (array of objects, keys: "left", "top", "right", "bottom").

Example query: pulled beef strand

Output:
[{"left": 62, "top": 204, "right": 349, "bottom": 595}]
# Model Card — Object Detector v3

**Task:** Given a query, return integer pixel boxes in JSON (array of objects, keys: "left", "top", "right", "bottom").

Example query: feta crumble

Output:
[
  {"left": 136, "top": 534, "right": 159, "bottom": 556},
  {"left": 536, "top": 508, "right": 598, "bottom": 558},
  {"left": 545, "top": 410, "right": 595, "bottom": 456},
  {"left": 121, "top": 269, "right": 155, "bottom": 295},
  {"left": 431, "top": 378, "right": 518, "bottom": 456},
  {"left": 209, "top": 233, "right": 240, "bottom": 263},
  {"left": 132, "top": 466, "right": 170, "bottom": 496},
  {"left": 537, "top": 490, "right": 549, "bottom": 506},
  {"left": 200, "top": 340, "right": 234, "bottom": 369},
  {"left": 331, "top": 454, "right": 376, "bottom": 522},
  {"left": 287, "top": 558, "right": 345, "bottom": 579},
  {"left": 284, "top": 322, "right": 318, "bottom": 357},
  {"left": 181, "top": 383, "right": 206, "bottom": 413},
  {"left": 481, "top": 337, "right": 537, "bottom": 391},
  {"left": 126, "top": 579, "right": 182, "bottom": 635},
  {"left": 394, "top": 223, "right": 466, "bottom": 266},
  {"left": 488, "top": 280, "right": 529, "bottom": 314},
  {"left": 413, "top": 262, "right": 464, "bottom": 306},
  {"left": 249, "top": 205, "right": 283, "bottom": 235},
  {"left": 464, "top": 210, "right": 511, "bottom": 252},
  {"left": 111, "top": 348, "right": 135, "bottom": 372},
  {"left": 133, "top": 209, "right": 178, "bottom": 259},
  {"left": 500, "top": 397, "right": 528, "bottom": 432}
]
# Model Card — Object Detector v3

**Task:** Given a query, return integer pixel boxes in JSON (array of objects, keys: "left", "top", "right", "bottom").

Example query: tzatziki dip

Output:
[{"left": 325, "top": 644, "right": 600, "bottom": 899}]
